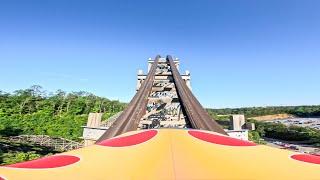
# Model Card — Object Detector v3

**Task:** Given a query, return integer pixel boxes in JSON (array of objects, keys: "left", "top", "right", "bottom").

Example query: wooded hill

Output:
[{"left": 0, "top": 85, "right": 126, "bottom": 141}]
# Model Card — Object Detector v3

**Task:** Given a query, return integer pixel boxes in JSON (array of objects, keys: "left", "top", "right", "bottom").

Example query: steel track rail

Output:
[
  {"left": 96, "top": 55, "right": 160, "bottom": 142},
  {"left": 167, "top": 55, "right": 227, "bottom": 135}
]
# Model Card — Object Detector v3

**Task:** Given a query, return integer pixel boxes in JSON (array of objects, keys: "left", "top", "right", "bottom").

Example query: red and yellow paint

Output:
[{"left": 0, "top": 129, "right": 319, "bottom": 180}]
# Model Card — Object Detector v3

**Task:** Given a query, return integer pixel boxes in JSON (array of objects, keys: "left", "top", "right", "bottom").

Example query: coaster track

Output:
[
  {"left": 97, "top": 55, "right": 226, "bottom": 142},
  {"left": 167, "top": 55, "right": 227, "bottom": 135},
  {"left": 97, "top": 55, "right": 160, "bottom": 141}
]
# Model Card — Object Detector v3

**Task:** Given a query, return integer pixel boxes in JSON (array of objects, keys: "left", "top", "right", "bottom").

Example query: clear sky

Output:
[{"left": 0, "top": 0, "right": 320, "bottom": 108}]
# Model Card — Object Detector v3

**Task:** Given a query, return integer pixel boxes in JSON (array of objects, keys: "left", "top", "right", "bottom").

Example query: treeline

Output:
[
  {"left": 207, "top": 106, "right": 320, "bottom": 118},
  {"left": 250, "top": 120, "right": 320, "bottom": 146},
  {"left": 0, "top": 85, "right": 126, "bottom": 140}
]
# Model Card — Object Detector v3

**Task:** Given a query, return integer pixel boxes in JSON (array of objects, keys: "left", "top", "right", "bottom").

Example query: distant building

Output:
[
  {"left": 230, "top": 115, "right": 245, "bottom": 130},
  {"left": 225, "top": 114, "right": 254, "bottom": 141}
]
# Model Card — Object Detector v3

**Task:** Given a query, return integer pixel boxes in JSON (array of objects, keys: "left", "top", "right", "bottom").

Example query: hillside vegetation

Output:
[{"left": 0, "top": 85, "right": 126, "bottom": 141}]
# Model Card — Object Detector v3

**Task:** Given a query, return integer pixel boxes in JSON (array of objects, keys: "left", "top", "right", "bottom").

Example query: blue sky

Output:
[{"left": 0, "top": 0, "right": 320, "bottom": 108}]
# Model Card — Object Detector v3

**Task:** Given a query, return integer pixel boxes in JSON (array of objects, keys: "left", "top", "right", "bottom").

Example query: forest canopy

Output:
[{"left": 0, "top": 85, "right": 126, "bottom": 140}]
